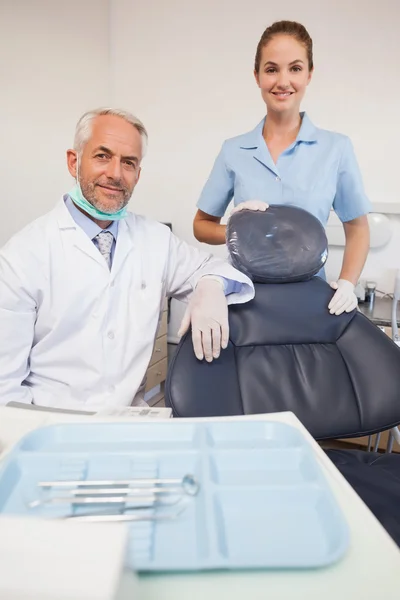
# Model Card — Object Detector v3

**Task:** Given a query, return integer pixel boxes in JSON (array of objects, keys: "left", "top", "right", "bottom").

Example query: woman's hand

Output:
[
  {"left": 230, "top": 200, "right": 269, "bottom": 216},
  {"left": 328, "top": 279, "right": 358, "bottom": 315}
]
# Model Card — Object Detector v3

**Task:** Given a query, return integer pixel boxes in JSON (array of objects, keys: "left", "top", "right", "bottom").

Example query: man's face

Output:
[{"left": 67, "top": 114, "right": 142, "bottom": 213}]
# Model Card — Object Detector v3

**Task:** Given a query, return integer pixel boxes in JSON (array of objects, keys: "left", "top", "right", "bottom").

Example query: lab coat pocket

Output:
[{"left": 134, "top": 281, "right": 164, "bottom": 338}]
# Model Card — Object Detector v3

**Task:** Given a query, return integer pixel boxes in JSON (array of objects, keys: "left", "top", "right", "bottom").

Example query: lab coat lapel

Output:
[
  {"left": 111, "top": 217, "right": 135, "bottom": 279},
  {"left": 55, "top": 199, "right": 106, "bottom": 269}
]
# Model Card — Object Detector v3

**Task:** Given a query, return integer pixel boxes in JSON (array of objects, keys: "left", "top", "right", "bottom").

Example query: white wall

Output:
[
  {"left": 109, "top": 0, "right": 400, "bottom": 333},
  {"left": 1, "top": 0, "right": 399, "bottom": 310},
  {"left": 0, "top": 0, "right": 110, "bottom": 241},
  {"left": 110, "top": 0, "right": 399, "bottom": 276}
]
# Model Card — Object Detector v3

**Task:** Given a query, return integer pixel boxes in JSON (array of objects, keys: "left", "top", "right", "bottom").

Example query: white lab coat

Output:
[{"left": 0, "top": 199, "right": 254, "bottom": 410}]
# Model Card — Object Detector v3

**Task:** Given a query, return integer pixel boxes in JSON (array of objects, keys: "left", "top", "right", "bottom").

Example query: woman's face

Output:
[{"left": 255, "top": 34, "right": 313, "bottom": 115}]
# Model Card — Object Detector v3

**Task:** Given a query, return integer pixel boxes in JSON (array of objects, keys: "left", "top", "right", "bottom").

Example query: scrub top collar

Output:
[{"left": 239, "top": 112, "right": 318, "bottom": 150}]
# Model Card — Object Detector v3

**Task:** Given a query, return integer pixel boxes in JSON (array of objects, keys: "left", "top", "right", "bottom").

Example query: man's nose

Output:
[{"left": 105, "top": 157, "right": 122, "bottom": 181}]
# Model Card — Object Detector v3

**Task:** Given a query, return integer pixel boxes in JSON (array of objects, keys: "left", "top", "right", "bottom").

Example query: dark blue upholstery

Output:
[
  {"left": 166, "top": 278, "right": 400, "bottom": 440},
  {"left": 165, "top": 207, "right": 400, "bottom": 546},
  {"left": 325, "top": 450, "right": 400, "bottom": 545}
]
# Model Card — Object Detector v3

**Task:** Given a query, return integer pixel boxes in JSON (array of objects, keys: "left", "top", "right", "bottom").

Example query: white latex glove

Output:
[
  {"left": 328, "top": 279, "right": 358, "bottom": 315},
  {"left": 230, "top": 199, "right": 269, "bottom": 216},
  {"left": 177, "top": 277, "right": 229, "bottom": 362}
]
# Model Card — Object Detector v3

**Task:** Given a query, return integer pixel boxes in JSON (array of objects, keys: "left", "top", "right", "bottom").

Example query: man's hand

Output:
[{"left": 178, "top": 278, "right": 229, "bottom": 362}]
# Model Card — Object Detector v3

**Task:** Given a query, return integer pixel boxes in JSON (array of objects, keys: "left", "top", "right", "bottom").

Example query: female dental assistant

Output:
[{"left": 193, "top": 20, "right": 371, "bottom": 316}]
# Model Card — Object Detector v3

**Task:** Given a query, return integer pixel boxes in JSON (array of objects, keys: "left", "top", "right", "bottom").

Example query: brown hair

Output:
[{"left": 254, "top": 21, "right": 313, "bottom": 73}]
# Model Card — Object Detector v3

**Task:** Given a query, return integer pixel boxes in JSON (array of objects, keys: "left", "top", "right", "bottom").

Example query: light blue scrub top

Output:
[{"left": 196, "top": 113, "right": 372, "bottom": 227}]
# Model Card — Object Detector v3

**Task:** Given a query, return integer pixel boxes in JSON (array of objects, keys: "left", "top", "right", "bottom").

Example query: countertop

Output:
[{"left": 357, "top": 296, "right": 400, "bottom": 327}]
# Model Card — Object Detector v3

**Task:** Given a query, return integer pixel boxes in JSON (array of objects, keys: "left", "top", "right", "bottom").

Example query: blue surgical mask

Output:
[{"left": 69, "top": 160, "right": 128, "bottom": 221}]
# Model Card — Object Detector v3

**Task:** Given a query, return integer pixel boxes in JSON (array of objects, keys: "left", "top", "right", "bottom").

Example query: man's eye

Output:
[{"left": 96, "top": 154, "right": 109, "bottom": 159}]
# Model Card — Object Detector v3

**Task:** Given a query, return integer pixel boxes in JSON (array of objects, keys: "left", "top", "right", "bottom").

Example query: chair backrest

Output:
[{"left": 166, "top": 278, "right": 400, "bottom": 440}]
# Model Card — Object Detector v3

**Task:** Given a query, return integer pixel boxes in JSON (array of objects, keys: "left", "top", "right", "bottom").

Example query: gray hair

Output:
[{"left": 73, "top": 107, "right": 148, "bottom": 158}]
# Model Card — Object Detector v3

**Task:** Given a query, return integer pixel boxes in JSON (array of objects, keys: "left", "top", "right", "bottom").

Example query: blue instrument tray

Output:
[{"left": 0, "top": 420, "right": 349, "bottom": 571}]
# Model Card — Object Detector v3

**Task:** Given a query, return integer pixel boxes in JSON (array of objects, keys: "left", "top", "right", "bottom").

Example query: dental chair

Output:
[{"left": 165, "top": 206, "right": 400, "bottom": 545}]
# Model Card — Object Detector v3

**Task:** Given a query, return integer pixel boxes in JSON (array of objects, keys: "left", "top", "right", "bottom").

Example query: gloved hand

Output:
[
  {"left": 328, "top": 279, "right": 358, "bottom": 315},
  {"left": 177, "top": 277, "right": 229, "bottom": 362},
  {"left": 230, "top": 199, "right": 269, "bottom": 216}
]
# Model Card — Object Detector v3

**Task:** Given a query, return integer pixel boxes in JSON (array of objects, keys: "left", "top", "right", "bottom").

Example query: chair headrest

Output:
[{"left": 226, "top": 205, "right": 328, "bottom": 283}]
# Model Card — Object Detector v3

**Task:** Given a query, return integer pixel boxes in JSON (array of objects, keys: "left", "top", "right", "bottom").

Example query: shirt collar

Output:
[
  {"left": 239, "top": 111, "right": 318, "bottom": 149},
  {"left": 65, "top": 195, "right": 119, "bottom": 241},
  {"left": 296, "top": 112, "right": 318, "bottom": 143}
]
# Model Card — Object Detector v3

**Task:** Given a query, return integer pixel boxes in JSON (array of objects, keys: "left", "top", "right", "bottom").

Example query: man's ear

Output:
[{"left": 66, "top": 149, "right": 78, "bottom": 178}]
